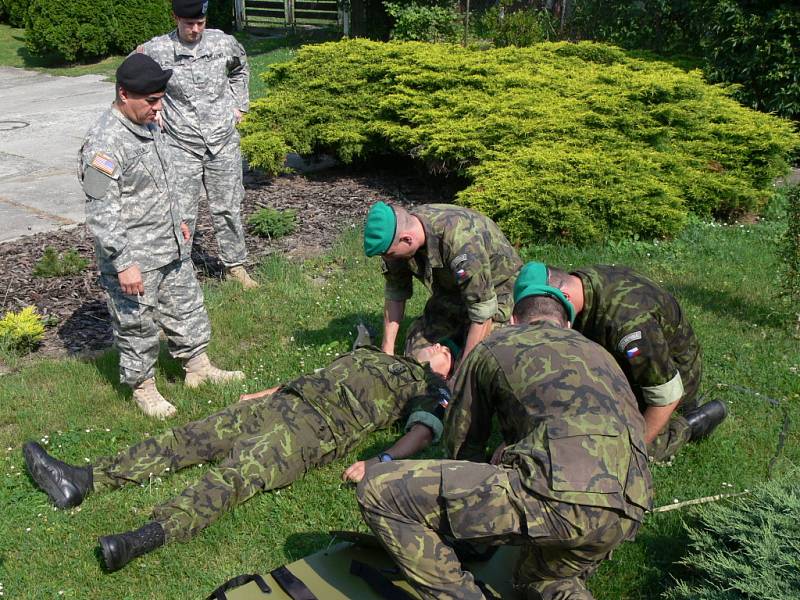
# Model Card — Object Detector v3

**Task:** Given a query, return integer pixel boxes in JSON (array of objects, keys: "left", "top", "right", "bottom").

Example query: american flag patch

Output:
[
  {"left": 90, "top": 153, "right": 116, "bottom": 176},
  {"left": 626, "top": 347, "right": 641, "bottom": 359}
]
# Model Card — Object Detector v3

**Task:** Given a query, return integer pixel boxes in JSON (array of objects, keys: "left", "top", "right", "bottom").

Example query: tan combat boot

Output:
[
  {"left": 132, "top": 379, "right": 177, "bottom": 419},
  {"left": 225, "top": 265, "right": 259, "bottom": 289},
  {"left": 184, "top": 352, "right": 245, "bottom": 388}
]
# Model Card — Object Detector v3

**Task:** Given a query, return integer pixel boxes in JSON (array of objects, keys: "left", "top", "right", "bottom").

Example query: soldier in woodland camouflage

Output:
[
  {"left": 525, "top": 262, "right": 728, "bottom": 462},
  {"left": 363, "top": 201, "right": 522, "bottom": 361},
  {"left": 79, "top": 54, "right": 243, "bottom": 420},
  {"left": 23, "top": 344, "right": 455, "bottom": 572},
  {"left": 138, "top": 0, "right": 257, "bottom": 288},
  {"left": 357, "top": 276, "right": 653, "bottom": 600}
]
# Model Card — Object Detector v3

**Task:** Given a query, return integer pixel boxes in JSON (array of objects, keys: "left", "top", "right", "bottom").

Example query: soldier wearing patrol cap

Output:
[
  {"left": 22, "top": 343, "right": 455, "bottom": 571},
  {"left": 363, "top": 201, "right": 522, "bottom": 362},
  {"left": 137, "top": 0, "right": 257, "bottom": 289},
  {"left": 520, "top": 261, "right": 728, "bottom": 462},
  {"left": 357, "top": 267, "right": 653, "bottom": 600},
  {"left": 79, "top": 53, "right": 245, "bottom": 419}
]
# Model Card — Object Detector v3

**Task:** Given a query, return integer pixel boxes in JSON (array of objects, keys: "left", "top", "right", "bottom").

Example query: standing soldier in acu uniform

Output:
[
  {"left": 139, "top": 0, "right": 258, "bottom": 289},
  {"left": 520, "top": 262, "right": 727, "bottom": 462},
  {"left": 23, "top": 343, "right": 455, "bottom": 572},
  {"left": 79, "top": 54, "right": 244, "bottom": 419},
  {"left": 357, "top": 271, "right": 653, "bottom": 600},
  {"left": 363, "top": 201, "right": 522, "bottom": 361}
]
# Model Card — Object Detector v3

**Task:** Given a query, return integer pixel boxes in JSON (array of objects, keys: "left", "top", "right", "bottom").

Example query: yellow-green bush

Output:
[
  {"left": 241, "top": 39, "right": 799, "bottom": 244},
  {"left": 0, "top": 306, "right": 45, "bottom": 353}
]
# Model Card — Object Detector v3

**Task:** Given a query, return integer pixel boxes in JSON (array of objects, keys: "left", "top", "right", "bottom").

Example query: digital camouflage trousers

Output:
[{"left": 358, "top": 459, "right": 640, "bottom": 600}]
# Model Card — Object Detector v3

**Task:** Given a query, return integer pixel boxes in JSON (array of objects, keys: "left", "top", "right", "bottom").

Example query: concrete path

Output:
[{"left": 0, "top": 67, "right": 114, "bottom": 243}]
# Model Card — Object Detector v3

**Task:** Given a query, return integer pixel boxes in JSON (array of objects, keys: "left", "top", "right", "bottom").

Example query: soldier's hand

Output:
[
  {"left": 234, "top": 108, "right": 243, "bottom": 124},
  {"left": 342, "top": 460, "right": 369, "bottom": 483},
  {"left": 181, "top": 222, "right": 191, "bottom": 241},
  {"left": 118, "top": 265, "right": 144, "bottom": 296}
]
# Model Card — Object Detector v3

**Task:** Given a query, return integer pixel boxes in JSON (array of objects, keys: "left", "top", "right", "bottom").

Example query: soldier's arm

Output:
[
  {"left": 226, "top": 37, "right": 250, "bottom": 113},
  {"left": 82, "top": 149, "right": 134, "bottom": 275},
  {"left": 381, "top": 299, "right": 405, "bottom": 355},
  {"left": 381, "top": 258, "right": 413, "bottom": 354},
  {"left": 342, "top": 423, "right": 434, "bottom": 483},
  {"left": 462, "top": 319, "right": 493, "bottom": 361},
  {"left": 445, "top": 344, "right": 496, "bottom": 461}
]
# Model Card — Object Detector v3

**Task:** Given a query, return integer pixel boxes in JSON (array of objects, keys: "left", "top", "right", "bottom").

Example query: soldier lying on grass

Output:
[{"left": 23, "top": 342, "right": 454, "bottom": 572}]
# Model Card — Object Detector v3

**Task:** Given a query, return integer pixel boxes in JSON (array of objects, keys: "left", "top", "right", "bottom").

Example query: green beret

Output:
[
  {"left": 363, "top": 201, "right": 397, "bottom": 257},
  {"left": 514, "top": 262, "right": 575, "bottom": 322},
  {"left": 439, "top": 337, "right": 462, "bottom": 362}
]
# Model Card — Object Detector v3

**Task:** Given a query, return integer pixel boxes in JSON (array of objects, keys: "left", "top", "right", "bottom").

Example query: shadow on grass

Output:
[
  {"left": 291, "top": 312, "right": 389, "bottom": 350},
  {"left": 674, "top": 283, "right": 785, "bottom": 329},
  {"left": 284, "top": 530, "right": 337, "bottom": 562},
  {"left": 238, "top": 27, "right": 340, "bottom": 58}
]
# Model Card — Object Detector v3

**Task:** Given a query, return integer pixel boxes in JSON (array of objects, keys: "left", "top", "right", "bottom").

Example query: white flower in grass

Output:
[{"left": 672, "top": 498, "right": 679, "bottom": 504}]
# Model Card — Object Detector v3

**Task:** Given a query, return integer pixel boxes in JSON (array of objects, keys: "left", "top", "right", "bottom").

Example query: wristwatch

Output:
[{"left": 378, "top": 453, "right": 394, "bottom": 463}]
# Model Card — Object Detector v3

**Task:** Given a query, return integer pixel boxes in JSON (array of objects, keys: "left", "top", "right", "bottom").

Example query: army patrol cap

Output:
[
  {"left": 116, "top": 54, "right": 172, "bottom": 94},
  {"left": 363, "top": 201, "right": 397, "bottom": 257},
  {"left": 514, "top": 261, "right": 576, "bottom": 322},
  {"left": 173, "top": 0, "right": 209, "bottom": 18}
]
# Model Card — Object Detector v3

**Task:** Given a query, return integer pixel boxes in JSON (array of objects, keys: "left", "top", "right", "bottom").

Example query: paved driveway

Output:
[{"left": 0, "top": 67, "right": 114, "bottom": 243}]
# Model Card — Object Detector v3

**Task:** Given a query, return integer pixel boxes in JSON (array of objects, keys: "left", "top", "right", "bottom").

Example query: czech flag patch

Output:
[{"left": 626, "top": 346, "right": 641, "bottom": 359}]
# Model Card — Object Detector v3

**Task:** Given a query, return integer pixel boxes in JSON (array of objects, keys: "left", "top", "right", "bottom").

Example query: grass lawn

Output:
[
  {"left": 0, "top": 23, "right": 334, "bottom": 94},
  {"left": 0, "top": 203, "right": 797, "bottom": 598}
]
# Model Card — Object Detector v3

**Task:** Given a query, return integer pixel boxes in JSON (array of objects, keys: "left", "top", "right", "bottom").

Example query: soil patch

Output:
[{"left": 0, "top": 166, "right": 453, "bottom": 358}]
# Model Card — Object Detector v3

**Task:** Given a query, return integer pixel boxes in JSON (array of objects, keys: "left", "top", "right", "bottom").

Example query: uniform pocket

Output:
[
  {"left": 546, "top": 421, "right": 626, "bottom": 494},
  {"left": 442, "top": 462, "right": 521, "bottom": 539}
]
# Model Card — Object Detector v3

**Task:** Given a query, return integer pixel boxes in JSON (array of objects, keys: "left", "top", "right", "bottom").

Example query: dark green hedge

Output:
[
  {"left": 0, "top": 0, "right": 29, "bottom": 27},
  {"left": 241, "top": 40, "right": 799, "bottom": 245},
  {"left": 26, "top": 0, "right": 173, "bottom": 62}
]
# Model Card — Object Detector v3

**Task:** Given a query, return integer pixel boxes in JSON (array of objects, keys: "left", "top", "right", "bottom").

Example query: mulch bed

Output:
[{"left": 0, "top": 164, "right": 453, "bottom": 358}]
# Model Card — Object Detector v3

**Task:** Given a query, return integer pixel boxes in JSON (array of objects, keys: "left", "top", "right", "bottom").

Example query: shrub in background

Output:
[
  {"left": 32, "top": 247, "right": 89, "bottom": 278},
  {"left": 112, "top": 0, "right": 173, "bottom": 54},
  {"left": 206, "top": 0, "right": 235, "bottom": 32},
  {"left": 0, "top": 306, "right": 45, "bottom": 354},
  {"left": 242, "top": 40, "right": 798, "bottom": 244},
  {"left": 474, "top": 6, "right": 558, "bottom": 47},
  {"left": 248, "top": 207, "right": 297, "bottom": 240},
  {"left": 663, "top": 472, "right": 800, "bottom": 600},
  {"left": 0, "top": 0, "right": 29, "bottom": 27},
  {"left": 778, "top": 186, "right": 800, "bottom": 319},
  {"left": 385, "top": 1, "right": 460, "bottom": 42}
]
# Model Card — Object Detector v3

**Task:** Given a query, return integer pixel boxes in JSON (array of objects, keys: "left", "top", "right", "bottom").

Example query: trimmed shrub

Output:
[
  {"left": 241, "top": 40, "right": 799, "bottom": 244},
  {"left": 664, "top": 472, "right": 800, "bottom": 600},
  {"left": 248, "top": 207, "right": 297, "bottom": 239},
  {"left": 0, "top": 0, "right": 29, "bottom": 27},
  {"left": 112, "top": 0, "right": 173, "bottom": 55},
  {"left": 25, "top": 0, "right": 174, "bottom": 62},
  {"left": 0, "top": 306, "right": 45, "bottom": 353}
]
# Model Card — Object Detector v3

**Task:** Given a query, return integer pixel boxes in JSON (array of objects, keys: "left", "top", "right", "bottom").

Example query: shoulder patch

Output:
[
  {"left": 437, "top": 386, "right": 451, "bottom": 408},
  {"left": 450, "top": 253, "right": 469, "bottom": 271},
  {"left": 617, "top": 330, "right": 642, "bottom": 353},
  {"left": 388, "top": 362, "right": 407, "bottom": 375},
  {"left": 90, "top": 152, "right": 116, "bottom": 176}
]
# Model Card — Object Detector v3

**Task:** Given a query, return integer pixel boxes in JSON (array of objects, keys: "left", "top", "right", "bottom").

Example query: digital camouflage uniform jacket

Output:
[
  {"left": 446, "top": 322, "right": 653, "bottom": 521},
  {"left": 139, "top": 29, "right": 249, "bottom": 154},
  {"left": 572, "top": 265, "right": 702, "bottom": 409},
  {"left": 382, "top": 204, "right": 522, "bottom": 325},
  {"left": 79, "top": 107, "right": 185, "bottom": 274}
]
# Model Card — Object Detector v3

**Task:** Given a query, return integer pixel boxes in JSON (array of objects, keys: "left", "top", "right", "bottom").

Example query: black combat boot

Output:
[
  {"left": 99, "top": 521, "right": 165, "bottom": 572},
  {"left": 23, "top": 441, "right": 93, "bottom": 509},
  {"left": 684, "top": 400, "right": 728, "bottom": 442}
]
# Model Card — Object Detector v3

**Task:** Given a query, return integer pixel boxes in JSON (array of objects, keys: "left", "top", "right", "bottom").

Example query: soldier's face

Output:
[
  {"left": 118, "top": 89, "right": 166, "bottom": 125},
  {"left": 414, "top": 344, "right": 452, "bottom": 378},
  {"left": 175, "top": 16, "right": 207, "bottom": 44}
]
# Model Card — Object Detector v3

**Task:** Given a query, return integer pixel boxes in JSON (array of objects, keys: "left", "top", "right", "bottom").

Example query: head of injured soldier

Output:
[
  {"left": 114, "top": 54, "right": 172, "bottom": 125},
  {"left": 363, "top": 202, "right": 425, "bottom": 259},
  {"left": 412, "top": 343, "right": 455, "bottom": 379}
]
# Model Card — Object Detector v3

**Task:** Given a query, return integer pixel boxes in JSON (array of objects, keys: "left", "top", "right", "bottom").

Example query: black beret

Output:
[
  {"left": 116, "top": 54, "right": 173, "bottom": 95},
  {"left": 173, "top": 0, "right": 209, "bottom": 18}
]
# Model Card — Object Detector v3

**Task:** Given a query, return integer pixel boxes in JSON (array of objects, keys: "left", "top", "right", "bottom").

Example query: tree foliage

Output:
[{"left": 241, "top": 40, "right": 799, "bottom": 245}]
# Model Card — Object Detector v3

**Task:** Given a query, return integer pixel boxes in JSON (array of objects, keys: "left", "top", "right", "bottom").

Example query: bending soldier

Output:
[
  {"left": 138, "top": 0, "right": 257, "bottom": 288},
  {"left": 23, "top": 343, "right": 454, "bottom": 572},
  {"left": 363, "top": 201, "right": 522, "bottom": 361},
  {"left": 357, "top": 271, "right": 653, "bottom": 600},
  {"left": 518, "top": 262, "right": 727, "bottom": 461}
]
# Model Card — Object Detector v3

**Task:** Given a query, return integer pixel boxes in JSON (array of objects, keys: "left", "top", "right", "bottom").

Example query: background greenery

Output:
[
  {"left": 241, "top": 39, "right": 798, "bottom": 245},
  {"left": 0, "top": 199, "right": 798, "bottom": 598}
]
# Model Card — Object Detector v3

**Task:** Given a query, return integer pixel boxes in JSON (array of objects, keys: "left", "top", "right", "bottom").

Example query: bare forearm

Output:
[
  {"left": 382, "top": 299, "right": 405, "bottom": 355},
  {"left": 462, "top": 320, "right": 493, "bottom": 360},
  {"left": 643, "top": 402, "right": 679, "bottom": 444}
]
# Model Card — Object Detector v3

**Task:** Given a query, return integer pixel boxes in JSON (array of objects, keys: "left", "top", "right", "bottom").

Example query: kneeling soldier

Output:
[
  {"left": 357, "top": 270, "right": 652, "bottom": 600},
  {"left": 23, "top": 343, "right": 454, "bottom": 572}
]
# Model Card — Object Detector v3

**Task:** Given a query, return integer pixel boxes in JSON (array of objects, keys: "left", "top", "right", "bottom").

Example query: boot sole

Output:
[
  {"left": 23, "top": 443, "right": 75, "bottom": 509},
  {"left": 98, "top": 535, "right": 122, "bottom": 572}
]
